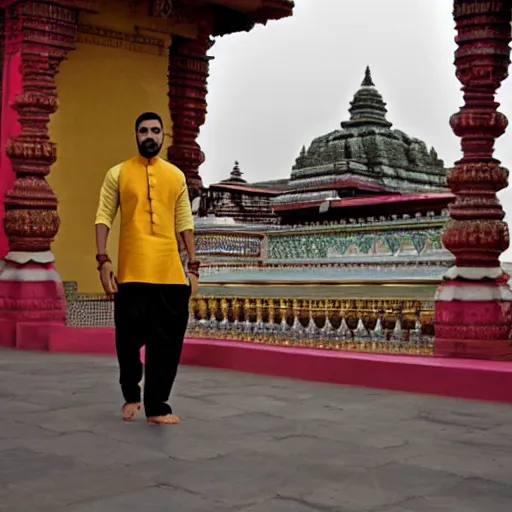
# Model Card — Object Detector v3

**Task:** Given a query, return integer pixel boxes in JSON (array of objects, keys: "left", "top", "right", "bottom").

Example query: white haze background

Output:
[{"left": 197, "top": 0, "right": 512, "bottom": 260}]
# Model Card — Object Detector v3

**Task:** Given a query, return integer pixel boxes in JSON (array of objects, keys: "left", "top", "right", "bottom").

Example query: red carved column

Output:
[
  {"left": 0, "top": 9, "right": 8, "bottom": 258},
  {"left": 0, "top": 9, "right": 5, "bottom": 136},
  {"left": 0, "top": 2, "right": 78, "bottom": 349},
  {"left": 435, "top": 0, "right": 512, "bottom": 359},
  {"left": 167, "top": 28, "right": 214, "bottom": 199}
]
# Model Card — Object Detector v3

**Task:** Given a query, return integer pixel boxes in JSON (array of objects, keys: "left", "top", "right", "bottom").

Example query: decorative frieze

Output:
[
  {"left": 267, "top": 228, "right": 444, "bottom": 260},
  {"left": 76, "top": 24, "right": 168, "bottom": 56}
]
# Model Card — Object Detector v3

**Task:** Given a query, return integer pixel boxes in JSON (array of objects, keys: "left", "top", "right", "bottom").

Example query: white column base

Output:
[
  {"left": 0, "top": 251, "right": 61, "bottom": 282},
  {"left": 3, "top": 251, "right": 55, "bottom": 264},
  {"left": 436, "top": 283, "right": 512, "bottom": 301},
  {"left": 443, "top": 266, "right": 504, "bottom": 280}
]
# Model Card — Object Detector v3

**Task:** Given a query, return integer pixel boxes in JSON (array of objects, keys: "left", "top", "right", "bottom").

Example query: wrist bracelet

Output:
[
  {"left": 187, "top": 260, "right": 200, "bottom": 272},
  {"left": 96, "top": 254, "right": 111, "bottom": 271}
]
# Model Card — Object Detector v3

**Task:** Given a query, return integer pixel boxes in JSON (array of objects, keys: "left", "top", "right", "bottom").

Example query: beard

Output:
[{"left": 138, "top": 138, "right": 161, "bottom": 158}]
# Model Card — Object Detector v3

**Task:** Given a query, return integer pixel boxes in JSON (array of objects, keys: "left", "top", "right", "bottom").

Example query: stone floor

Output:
[{"left": 1, "top": 350, "right": 512, "bottom": 512}]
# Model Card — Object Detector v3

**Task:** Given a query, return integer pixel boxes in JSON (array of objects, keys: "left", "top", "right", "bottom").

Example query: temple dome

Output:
[{"left": 290, "top": 67, "right": 447, "bottom": 193}]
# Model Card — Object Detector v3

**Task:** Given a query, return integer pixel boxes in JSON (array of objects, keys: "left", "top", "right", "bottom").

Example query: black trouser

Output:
[{"left": 114, "top": 282, "right": 190, "bottom": 417}]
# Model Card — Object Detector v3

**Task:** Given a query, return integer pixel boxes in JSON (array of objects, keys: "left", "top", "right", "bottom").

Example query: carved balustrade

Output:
[{"left": 65, "top": 291, "right": 435, "bottom": 355}]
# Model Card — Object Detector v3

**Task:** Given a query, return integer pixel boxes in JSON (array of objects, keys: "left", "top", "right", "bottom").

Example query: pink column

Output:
[
  {"left": 0, "top": 3, "right": 78, "bottom": 349},
  {"left": 0, "top": 49, "right": 22, "bottom": 258}
]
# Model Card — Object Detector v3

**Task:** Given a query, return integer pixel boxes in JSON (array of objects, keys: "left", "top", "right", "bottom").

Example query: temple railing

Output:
[
  {"left": 188, "top": 296, "right": 434, "bottom": 355},
  {"left": 65, "top": 290, "right": 435, "bottom": 355}
]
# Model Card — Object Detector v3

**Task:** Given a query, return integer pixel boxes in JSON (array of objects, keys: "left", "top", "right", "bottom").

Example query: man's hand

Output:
[
  {"left": 99, "top": 261, "right": 118, "bottom": 295},
  {"left": 188, "top": 272, "right": 198, "bottom": 298}
]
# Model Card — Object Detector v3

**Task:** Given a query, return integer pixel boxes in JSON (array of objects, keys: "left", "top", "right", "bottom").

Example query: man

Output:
[{"left": 94, "top": 112, "right": 199, "bottom": 425}]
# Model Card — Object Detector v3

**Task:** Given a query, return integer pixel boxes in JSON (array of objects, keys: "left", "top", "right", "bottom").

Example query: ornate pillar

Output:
[
  {"left": 435, "top": 0, "right": 512, "bottom": 359},
  {"left": 0, "top": 9, "right": 7, "bottom": 257},
  {"left": 0, "top": 2, "right": 78, "bottom": 348},
  {"left": 0, "top": 9, "right": 5, "bottom": 134},
  {"left": 167, "top": 28, "right": 214, "bottom": 199}
]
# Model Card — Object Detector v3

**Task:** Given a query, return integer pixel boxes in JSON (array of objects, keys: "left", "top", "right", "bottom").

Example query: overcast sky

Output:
[{"left": 198, "top": 0, "right": 512, "bottom": 259}]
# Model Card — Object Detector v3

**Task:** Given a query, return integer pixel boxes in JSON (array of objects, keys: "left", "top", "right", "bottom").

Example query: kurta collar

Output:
[{"left": 136, "top": 155, "right": 159, "bottom": 166}]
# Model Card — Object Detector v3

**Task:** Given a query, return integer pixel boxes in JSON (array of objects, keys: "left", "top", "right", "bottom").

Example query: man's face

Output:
[{"left": 136, "top": 119, "right": 164, "bottom": 158}]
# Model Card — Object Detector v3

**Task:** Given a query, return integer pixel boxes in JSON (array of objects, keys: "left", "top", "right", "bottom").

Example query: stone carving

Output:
[
  {"left": 289, "top": 67, "right": 447, "bottom": 193},
  {"left": 268, "top": 229, "right": 444, "bottom": 260},
  {"left": 77, "top": 24, "right": 167, "bottom": 56}
]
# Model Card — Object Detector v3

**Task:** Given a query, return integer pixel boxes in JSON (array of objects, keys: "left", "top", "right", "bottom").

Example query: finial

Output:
[
  {"left": 300, "top": 145, "right": 306, "bottom": 157},
  {"left": 230, "top": 160, "right": 243, "bottom": 178},
  {"left": 362, "top": 66, "right": 374, "bottom": 87}
]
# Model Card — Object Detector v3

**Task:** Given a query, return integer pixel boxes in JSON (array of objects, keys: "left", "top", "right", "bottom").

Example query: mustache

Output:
[{"left": 141, "top": 138, "right": 158, "bottom": 146}]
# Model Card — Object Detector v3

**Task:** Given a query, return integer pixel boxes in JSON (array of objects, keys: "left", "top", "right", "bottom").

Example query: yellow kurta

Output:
[{"left": 95, "top": 156, "right": 194, "bottom": 285}]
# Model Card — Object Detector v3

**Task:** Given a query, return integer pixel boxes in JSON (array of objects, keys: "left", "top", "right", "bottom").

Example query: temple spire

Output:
[
  {"left": 341, "top": 67, "right": 392, "bottom": 129},
  {"left": 362, "top": 65, "right": 374, "bottom": 87},
  {"left": 231, "top": 161, "right": 243, "bottom": 179},
  {"left": 222, "top": 160, "right": 247, "bottom": 183}
]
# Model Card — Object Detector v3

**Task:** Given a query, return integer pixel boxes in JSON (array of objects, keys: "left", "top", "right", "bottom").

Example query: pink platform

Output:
[{"left": 41, "top": 325, "right": 512, "bottom": 404}]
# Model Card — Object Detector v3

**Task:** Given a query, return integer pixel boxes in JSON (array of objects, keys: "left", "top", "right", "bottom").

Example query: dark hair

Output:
[{"left": 135, "top": 112, "right": 163, "bottom": 131}]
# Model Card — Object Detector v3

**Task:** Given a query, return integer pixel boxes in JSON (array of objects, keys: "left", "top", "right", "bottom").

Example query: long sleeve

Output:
[
  {"left": 175, "top": 178, "right": 194, "bottom": 233},
  {"left": 95, "top": 164, "right": 121, "bottom": 229}
]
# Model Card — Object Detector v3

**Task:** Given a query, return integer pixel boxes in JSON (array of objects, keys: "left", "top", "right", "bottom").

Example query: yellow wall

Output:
[{"left": 48, "top": 42, "right": 171, "bottom": 293}]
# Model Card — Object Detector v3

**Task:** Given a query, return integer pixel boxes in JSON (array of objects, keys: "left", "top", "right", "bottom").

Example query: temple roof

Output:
[
  {"left": 288, "top": 66, "right": 447, "bottom": 193},
  {"left": 271, "top": 192, "right": 454, "bottom": 213},
  {"left": 220, "top": 161, "right": 247, "bottom": 184},
  {"left": 210, "top": 162, "right": 280, "bottom": 195}
]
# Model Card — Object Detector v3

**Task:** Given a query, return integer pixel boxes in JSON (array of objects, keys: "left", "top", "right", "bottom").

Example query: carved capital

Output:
[
  {"left": 447, "top": 162, "right": 508, "bottom": 192},
  {"left": 441, "top": 219, "right": 509, "bottom": 267}
]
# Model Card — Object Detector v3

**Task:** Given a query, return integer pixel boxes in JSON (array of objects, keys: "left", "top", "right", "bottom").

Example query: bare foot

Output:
[
  {"left": 147, "top": 414, "right": 181, "bottom": 425},
  {"left": 122, "top": 402, "right": 141, "bottom": 421}
]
